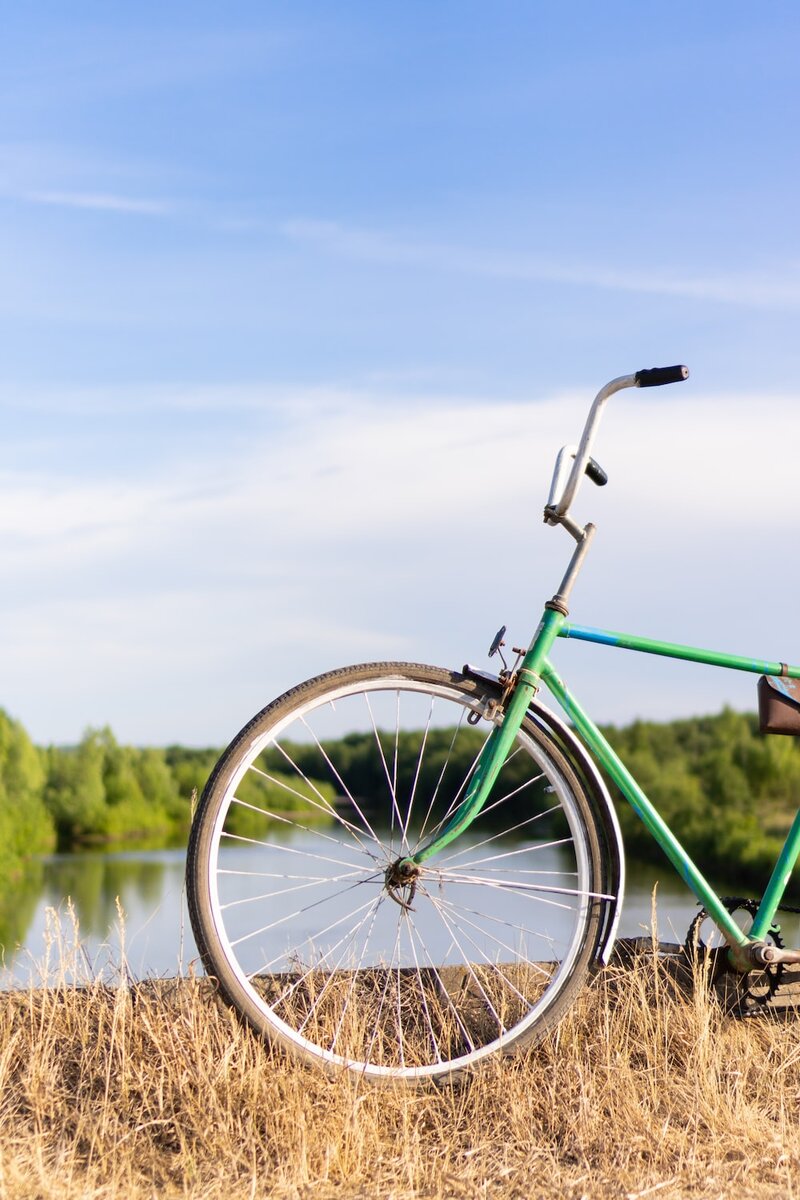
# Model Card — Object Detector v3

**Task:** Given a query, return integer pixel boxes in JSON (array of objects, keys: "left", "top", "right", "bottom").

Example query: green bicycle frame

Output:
[{"left": 410, "top": 609, "right": 800, "bottom": 959}]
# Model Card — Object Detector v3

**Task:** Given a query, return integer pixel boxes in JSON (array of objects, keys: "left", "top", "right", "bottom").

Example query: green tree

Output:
[
  {"left": 0, "top": 709, "right": 54, "bottom": 879},
  {"left": 43, "top": 731, "right": 106, "bottom": 845},
  {"left": 97, "top": 729, "right": 173, "bottom": 841}
]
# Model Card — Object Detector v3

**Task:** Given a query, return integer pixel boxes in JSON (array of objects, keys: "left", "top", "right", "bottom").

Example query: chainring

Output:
[{"left": 684, "top": 896, "right": 785, "bottom": 1009}]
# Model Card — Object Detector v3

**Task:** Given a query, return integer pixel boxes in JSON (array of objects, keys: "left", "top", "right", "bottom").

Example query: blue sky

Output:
[{"left": 1, "top": 3, "right": 800, "bottom": 745}]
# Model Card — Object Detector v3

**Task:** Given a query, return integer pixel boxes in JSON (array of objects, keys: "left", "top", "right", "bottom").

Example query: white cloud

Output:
[
  {"left": 0, "top": 382, "right": 797, "bottom": 744},
  {"left": 3, "top": 384, "right": 798, "bottom": 576},
  {"left": 282, "top": 218, "right": 800, "bottom": 310},
  {"left": 23, "top": 190, "right": 172, "bottom": 216}
]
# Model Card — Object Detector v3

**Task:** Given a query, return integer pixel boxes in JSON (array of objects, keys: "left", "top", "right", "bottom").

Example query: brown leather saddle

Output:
[{"left": 758, "top": 673, "right": 800, "bottom": 735}]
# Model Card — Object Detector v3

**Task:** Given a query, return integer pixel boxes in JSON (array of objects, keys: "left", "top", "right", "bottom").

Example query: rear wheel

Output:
[{"left": 187, "top": 662, "right": 613, "bottom": 1083}]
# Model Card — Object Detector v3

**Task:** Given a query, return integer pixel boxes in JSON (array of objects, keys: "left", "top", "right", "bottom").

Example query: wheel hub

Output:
[{"left": 384, "top": 857, "right": 420, "bottom": 910}]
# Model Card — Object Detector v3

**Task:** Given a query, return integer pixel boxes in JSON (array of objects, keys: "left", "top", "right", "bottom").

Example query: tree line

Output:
[
  {"left": 3, "top": 703, "right": 800, "bottom": 899},
  {"left": 0, "top": 716, "right": 219, "bottom": 885},
  {"left": 269, "top": 708, "right": 800, "bottom": 895}
]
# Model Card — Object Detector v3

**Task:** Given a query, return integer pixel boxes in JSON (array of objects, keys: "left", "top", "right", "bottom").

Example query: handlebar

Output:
[
  {"left": 635, "top": 364, "right": 689, "bottom": 388},
  {"left": 545, "top": 364, "right": 689, "bottom": 528}
]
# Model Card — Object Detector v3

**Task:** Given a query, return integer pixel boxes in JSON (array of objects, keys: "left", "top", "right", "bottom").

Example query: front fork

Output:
[{"left": 396, "top": 608, "right": 566, "bottom": 874}]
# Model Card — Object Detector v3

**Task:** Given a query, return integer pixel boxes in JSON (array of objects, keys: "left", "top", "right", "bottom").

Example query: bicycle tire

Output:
[{"left": 186, "top": 662, "right": 612, "bottom": 1084}]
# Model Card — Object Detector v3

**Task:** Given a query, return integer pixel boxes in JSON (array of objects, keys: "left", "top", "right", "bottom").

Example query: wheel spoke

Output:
[
  {"left": 229, "top": 793, "right": 384, "bottom": 865},
  {"left": 402, "top": 912, "right": 444, "bottom": 1066},
  {"left": 220, "top": 870, "right": 368, "bottom": 910},
  {"left": 293, "top": 898, "right": 382, "bottom": 1042},
  {"left": 416, "top": 706, "right": 471, "bottom": 843},
  {"left": 421, "top": 888, "right": 554, "bottom": 1005},
  {"left": 411, "top": 729, "right": 489, "bottom": 852},
  {"left": 298, "top": 715, "right": 383, "bottom": 848},
  {"left": 400, "top": 906, "right": 477, "bottom": 1056},
  {"left": 364, "top": 691, "right": 408, "bottom": 854},
  {"left": 467, "top": 764, "right": 547, "bottom": 822},
  {"left": 401, "top": 693, "right": 436, "bottom": 847},
  {"left": 231, "top": 879, "right": 382, "bottom": 950},
  {"left": 246, "top": 892, "right": 383, "bottom": 981},
  {"left": 435, "top": 804, "right": 564, "bottom": 867},
  {"left": 432, "top": 870, "right": 615, "bottom": 904},
  {"left": 420, "top": 888, "right": 509, "bottom": 1034},
  {"left": 325, "top": 901, "right": 384, "bottom": 1055},
  {"left": 220, "top": 829, "right": 368, "bottom": 873},
  {"left": 440, "top": 835, "right": 574, "bottom": 872},
  {"left": 363, "top": 913, "right": 405, "bottom": 1070},
  {"left": 426, "top": 886, "right": 570, "bottom": 958},
  {"left": 244, "top": 751, "right": 383, "bottom": 859}
]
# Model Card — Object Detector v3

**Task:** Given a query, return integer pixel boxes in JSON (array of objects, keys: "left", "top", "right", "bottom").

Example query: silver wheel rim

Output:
[{"left": 198, "top": 672, "right": 603, "bottom": 1080}]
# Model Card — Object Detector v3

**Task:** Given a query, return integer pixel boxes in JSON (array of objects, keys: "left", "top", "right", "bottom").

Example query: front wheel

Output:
[{"left": 186, "top": 663, "right": 613, "bottom": 1084}]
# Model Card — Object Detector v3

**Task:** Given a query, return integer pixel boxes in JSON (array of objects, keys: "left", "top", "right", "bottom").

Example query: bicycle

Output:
[{"left": 186, "top": 364, "right": 800, "bottom": 1085}]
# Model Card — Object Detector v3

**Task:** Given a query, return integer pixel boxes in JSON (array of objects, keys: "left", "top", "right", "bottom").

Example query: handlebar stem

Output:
[{"left": 547, "top": 521, "right": 597, "bottom": 615}]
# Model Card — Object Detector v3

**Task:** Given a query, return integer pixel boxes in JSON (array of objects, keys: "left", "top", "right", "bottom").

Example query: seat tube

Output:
[{"left": 751, "top": 808, "right": 800, "bottom": 940}]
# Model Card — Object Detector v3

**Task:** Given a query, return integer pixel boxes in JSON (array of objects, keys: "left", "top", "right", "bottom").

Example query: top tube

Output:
[{"left": 558, "top": 622, "right": 800, "bottom": 678}]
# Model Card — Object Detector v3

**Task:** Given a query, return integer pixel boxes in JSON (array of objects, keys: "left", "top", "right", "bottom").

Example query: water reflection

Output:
[
  {"left": 1, "top": 848, "right": 192, "bottom": 987},
  {"left": 0, "top": 861, "right": 44, "bottom": 950},
  {"left": 0, "top": 843, "right": 759, "bottom": 989},
  {"left": 39, "top": 852, "right": 169, "bottom": 937}
]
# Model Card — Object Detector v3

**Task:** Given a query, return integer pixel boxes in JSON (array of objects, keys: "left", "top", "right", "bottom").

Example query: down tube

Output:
[{"left": 539, "top": 661, "right": 750, "bottom": 950}]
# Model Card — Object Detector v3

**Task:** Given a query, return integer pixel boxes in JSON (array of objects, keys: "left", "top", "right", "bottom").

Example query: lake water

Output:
[{"left": 0, "top": 841, "right": 724, "bottom": 989}]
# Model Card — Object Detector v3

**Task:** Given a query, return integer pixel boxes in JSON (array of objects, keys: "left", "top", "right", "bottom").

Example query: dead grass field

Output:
[{"left": 2, "top": 942, "right": 800, "bottom": 1200}]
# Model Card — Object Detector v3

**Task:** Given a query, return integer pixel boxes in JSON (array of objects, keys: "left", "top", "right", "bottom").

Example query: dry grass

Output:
[{"left": 2, "top": 937, "right": 800, "bottom": 1199}]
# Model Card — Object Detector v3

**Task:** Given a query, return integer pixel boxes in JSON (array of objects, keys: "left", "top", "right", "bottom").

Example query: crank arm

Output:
[
  {"left": 726, "top": 940, "right": 800, "bottom": 973},
  {"left": 752, "top": 943, "right": 800, "bottom": 967}
]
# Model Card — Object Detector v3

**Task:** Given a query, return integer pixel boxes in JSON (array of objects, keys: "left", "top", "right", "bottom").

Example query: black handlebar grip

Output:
[
  {"left": 584, "top": 457, "right": 608, "bottom": 487},
  {"left": 635, "top": 365, "right": 689, "bottom": 387}
]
